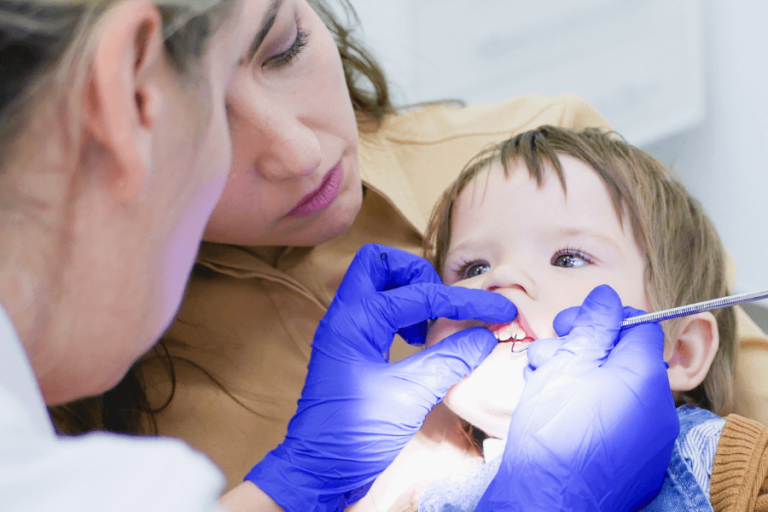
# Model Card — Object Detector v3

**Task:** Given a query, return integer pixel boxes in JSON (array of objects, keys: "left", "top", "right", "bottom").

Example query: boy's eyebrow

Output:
[
  {"left": 554, "top": 227, "right": 622, "bottom": 252},
  {"left": 245, "top": 0, "right": 283, "bottom": 63}
]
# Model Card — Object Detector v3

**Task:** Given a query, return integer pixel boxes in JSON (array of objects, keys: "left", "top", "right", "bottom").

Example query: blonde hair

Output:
[
  {"left": 425, "top": 125, "right": 736, "bottom": 416},
  {"left": 49, "top": 0, "right": 395, "bottom": 436},
  {"left": 0, "top": 0, "right": 233, "bottom": 169}
]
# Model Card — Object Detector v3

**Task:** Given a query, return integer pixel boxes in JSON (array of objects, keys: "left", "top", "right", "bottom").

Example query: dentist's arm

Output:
[
  {"left": 477, "top": 285, "right": 679, "bottom": 512},
  {"left": 241, "top": 244, "right": 517, "bottom": 512}
]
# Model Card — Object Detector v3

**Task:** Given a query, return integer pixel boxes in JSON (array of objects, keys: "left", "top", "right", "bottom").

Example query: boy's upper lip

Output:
[{"left": 489, "top": 310, "right": 538, "bottom": 341}]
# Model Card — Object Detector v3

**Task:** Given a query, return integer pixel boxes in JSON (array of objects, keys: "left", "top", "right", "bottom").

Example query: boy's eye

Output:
[
  {"left": 457, "top": 261, "right": 490, "bottom": 280},
  {"left": 551, "top": 250, "right": 593, "bottom": 268}
]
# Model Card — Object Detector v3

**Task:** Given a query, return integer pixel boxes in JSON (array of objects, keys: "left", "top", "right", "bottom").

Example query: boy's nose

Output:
[{"left": 482, "top": 263, "right": 535, "bottom": 298}]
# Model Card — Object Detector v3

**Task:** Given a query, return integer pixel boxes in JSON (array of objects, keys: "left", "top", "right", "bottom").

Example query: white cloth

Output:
[{"left": 0, "top": 304, "right": 227, "bottom": 512}]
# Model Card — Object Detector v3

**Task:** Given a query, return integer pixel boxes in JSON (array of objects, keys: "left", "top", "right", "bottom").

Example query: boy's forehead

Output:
[
  {"left": 454, "top": 158, "right": 565, "bottom": 211},
  {"left": 449, "top": 155, "right": 631, "bottom": 247}
]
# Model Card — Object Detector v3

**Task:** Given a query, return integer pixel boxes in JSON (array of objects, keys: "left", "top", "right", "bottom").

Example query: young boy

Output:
[{"left": 348, "top": 126, "right": 736, "bottom": 512}]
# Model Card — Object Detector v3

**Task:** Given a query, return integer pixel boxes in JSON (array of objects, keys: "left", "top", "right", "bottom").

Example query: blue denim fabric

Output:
[
  {"left": 417, "top": 406, "right": 724, "bottom": 512},
  {"left": 638, "top": 405, "right": 724, "bottom": 512}
]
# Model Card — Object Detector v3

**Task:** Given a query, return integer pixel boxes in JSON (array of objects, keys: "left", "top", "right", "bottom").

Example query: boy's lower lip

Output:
[
  {"left": 490, "top": 311, "right": 538, "bottom": 343},
  {"left": 287, "top": 163, "right": 343, "bottom": 217}
]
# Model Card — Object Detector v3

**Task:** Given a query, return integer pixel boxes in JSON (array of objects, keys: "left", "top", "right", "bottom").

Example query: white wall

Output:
[
  {"left": 643, "top": 0, "right": 768, "bottom": 306},
  {"left": 350, "top": 0, "right": 705, "bottom": 145}
]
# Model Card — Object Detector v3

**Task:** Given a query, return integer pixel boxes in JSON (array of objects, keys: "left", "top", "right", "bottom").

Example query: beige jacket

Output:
[{"left": 140, "top": 93, "right": 768, "bottom": 491}]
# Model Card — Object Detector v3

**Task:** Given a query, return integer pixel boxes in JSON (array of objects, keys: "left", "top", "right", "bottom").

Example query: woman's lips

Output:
[{"left": 287, "top": 162, "right": 343, "bottom": 217}]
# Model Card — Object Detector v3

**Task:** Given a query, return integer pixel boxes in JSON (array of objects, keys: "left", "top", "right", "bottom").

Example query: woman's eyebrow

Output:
[{"left": 246, "top": 0, "right": 283, "bottom": 62}]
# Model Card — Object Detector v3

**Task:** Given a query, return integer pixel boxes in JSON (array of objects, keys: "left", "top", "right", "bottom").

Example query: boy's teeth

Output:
[{"left": 495, "top": 324, "right": 527, "bottom": 342}]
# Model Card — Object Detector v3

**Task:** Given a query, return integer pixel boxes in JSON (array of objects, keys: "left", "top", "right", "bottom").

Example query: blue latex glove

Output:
[
  {"left": 476, "top": 285, "right": 679, "bottom": 512},
  {"left": 246, "top": 244, "right": 517, "bottom": 511}
]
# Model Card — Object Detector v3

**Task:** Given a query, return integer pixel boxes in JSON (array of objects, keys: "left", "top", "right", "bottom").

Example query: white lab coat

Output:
[{"left": 0, "top": 305, "right": 227, "bottom": 512}]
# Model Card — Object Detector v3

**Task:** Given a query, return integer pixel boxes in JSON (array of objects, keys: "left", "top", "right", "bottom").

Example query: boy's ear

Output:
[
  {"left": 666, "top": 312, "right": 719, "bottom": 392},
  {"left": 82, "top": 0, "right": 165, "bottom": 202}
]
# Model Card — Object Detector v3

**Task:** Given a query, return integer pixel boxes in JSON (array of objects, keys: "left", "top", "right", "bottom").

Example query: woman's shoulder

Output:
[
  {"left": 376, "top": 93, "right": 610, "bottom": 144},
  {"left": 357, "top": 94, "right": 610, "bottom": 236}
]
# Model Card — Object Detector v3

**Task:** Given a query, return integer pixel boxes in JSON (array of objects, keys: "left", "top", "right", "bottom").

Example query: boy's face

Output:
[{"left": 426, "top": 155, "right": 650, "bottom": 439}]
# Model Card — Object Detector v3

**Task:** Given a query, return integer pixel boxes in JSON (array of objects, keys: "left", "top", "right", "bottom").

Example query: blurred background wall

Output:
[{"left": 348, "top": 0, "right": 768, "bottom": 326}]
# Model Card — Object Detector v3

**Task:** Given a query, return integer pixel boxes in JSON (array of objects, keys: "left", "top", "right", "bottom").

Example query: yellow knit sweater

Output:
[{"left": 711, "top": 414, "right": 768, "bottom": 511}]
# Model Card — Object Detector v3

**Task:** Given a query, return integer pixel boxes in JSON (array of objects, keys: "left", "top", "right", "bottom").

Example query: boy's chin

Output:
[{"left": 442, "top": 392, "right": 514, "bottom": 440}]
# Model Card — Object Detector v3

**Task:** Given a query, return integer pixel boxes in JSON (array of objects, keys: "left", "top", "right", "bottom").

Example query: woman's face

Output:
[{"left": 204, "top": 0, "right": 362, "bottom": 247}]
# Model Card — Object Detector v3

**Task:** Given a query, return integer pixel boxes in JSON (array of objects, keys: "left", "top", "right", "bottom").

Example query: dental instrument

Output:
[
  {"left": 510, "top": 289, "right": 768, "bottom": 353},
  {"left": 621, "top": 289, "right": 768, "bottom": 329}
]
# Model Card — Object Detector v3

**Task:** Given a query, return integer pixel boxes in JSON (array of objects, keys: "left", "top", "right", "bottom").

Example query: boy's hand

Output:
[
  {"left": 477, "top": 285, "right": 678, "bottom": 512},
  {"left": 245, "top": 244, "right": 517, "bottom": 512}
]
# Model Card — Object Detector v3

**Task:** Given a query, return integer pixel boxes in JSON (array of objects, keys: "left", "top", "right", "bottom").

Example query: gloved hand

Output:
[
  {"left": 476, "top": 285, "right": 678, "bottom": 512},
  {"left": 245, "top": 244, "right": 517, "bottom": 512}
]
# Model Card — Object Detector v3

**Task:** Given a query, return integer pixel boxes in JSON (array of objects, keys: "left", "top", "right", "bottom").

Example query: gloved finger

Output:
[
  {"left": 623, "top": 306, "right": 649, "bottom": 322},
  {"left": 375, "top": 283, "right": 517, "bottom": 329},
  {"left": 552, "top": 306, "right": 580, "bottom": 337},
  {"left": 393, "top": 326, "right": 498, "bottom": 402},
  {"left": 335, "top": 244, "right": 441, "bottom": 302},
  {"left": 557, "top": 284, "right": 623, "bottom": 360},
  {"left": 398, "top": 321, "right": 428, "bottom": 346},
  {"left": 607, "top": 306, "right": 665, "bottom": 367},
  {"left": 361, "top": 284, "right": 516, "bottom": 355},
  {"left": 605, "top": 321, "right": 667, "bottom": 372},
  {"left": 525, "top": 336, "right": 567, "bottom": 370},
  {"left": 552, "top": 303, "right": 646, "bottom": 339}
]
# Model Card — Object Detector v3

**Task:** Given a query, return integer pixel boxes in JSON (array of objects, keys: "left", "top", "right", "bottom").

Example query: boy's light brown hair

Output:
[{"left": 424, "top": 125, "right": 736, "bottom": 415}]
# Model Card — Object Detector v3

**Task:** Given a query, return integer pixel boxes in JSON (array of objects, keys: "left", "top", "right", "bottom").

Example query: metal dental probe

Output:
[
  {"left": 510, "top": 289, "right": 768, "bottom": 354},
  {"left": 620, "top": 288, "right": 768, "bottom": 329}
]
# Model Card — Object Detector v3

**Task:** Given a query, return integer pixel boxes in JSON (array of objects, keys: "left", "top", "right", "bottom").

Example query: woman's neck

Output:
[
  {"left": 0, "top": 160, "right": 75, "bottom": 399},
  {"left": 0, "top": 221, "right": 61, "bottom": 371}
]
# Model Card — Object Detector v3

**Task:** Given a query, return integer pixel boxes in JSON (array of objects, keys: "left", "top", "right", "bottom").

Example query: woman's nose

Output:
[{"left": 228, "top": 78, "right": 322, "bottom": 181}]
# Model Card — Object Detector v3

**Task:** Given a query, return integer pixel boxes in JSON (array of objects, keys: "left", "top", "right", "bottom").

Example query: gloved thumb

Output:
[
  {"left": 394, "top": 327, "right": 497, "bottom": 403},
  {"left": 555, "top": 285, "right": 624, "bottom": 360},
  {"left": 525, "top": 304, "right": 583, "bottom": 372},
  {"left": 525, "top": 336, "right": 565, "bottom": 372},
  {"left": 553, "top": 306, "right": 580, "bottom": 337}
]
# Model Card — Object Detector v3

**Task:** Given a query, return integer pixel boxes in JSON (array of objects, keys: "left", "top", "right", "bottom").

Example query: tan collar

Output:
[{"left": 357, "top": 128, "right": 427, "bottom": 236}]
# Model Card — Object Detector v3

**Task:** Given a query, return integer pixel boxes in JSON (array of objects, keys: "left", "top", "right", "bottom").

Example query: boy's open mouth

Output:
[{"left": 490, "top": 312, "right": 537, "bottom": 352}]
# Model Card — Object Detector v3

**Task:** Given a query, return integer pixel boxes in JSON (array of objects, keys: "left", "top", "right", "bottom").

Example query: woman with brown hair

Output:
[
  {"left": 0, "top": 0, "right": 520, "bottom": 509},
  {"left": 109, "top": 0, "right": 615, "bottom": 473},
  {"left": 5, "top": 0, "right": 694, "bottom": 508},
  {"left": 41, "top": 0, "right": 686, "bottom": 509}
]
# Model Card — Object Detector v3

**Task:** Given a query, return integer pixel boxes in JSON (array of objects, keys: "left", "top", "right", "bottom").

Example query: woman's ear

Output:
[
  {"left": 666, "top": 312, "right": 719, "bottom": 392},
  {"left": 82, "top": 0, "right": 165, "bottom": 202}
]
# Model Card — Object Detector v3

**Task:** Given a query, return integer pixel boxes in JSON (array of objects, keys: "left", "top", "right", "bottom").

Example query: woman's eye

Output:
[
  {"left": 264, "top": 29, "right": 309, "bottom": 69},
  {"left": 551, "top": 250, "right": 593, "bottom": 268},
  {"left": 459, "top": 261, "right": 490, "bottom": 279}
]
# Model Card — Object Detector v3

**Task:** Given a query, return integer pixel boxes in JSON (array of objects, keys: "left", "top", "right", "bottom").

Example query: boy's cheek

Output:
[
  {"left": 425, "top": 317, "right": 486, "bottom": 348},
  {"left": 442, "top": 344, "right": 531, "bottom": 439}
]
